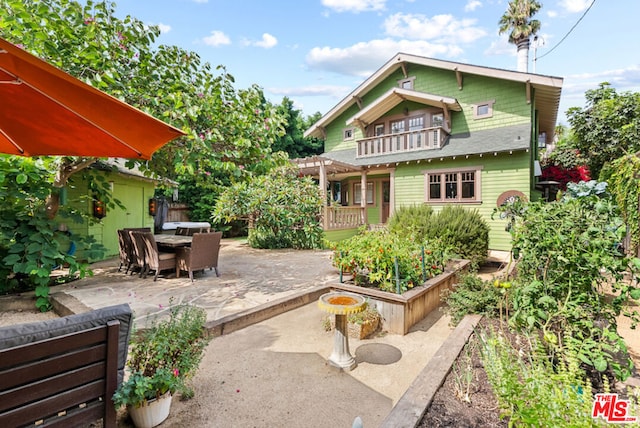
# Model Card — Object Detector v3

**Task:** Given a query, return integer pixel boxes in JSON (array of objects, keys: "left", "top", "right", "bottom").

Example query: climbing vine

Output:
[{"left": 608, "top": 153, "right": 640, "bottom": 254}]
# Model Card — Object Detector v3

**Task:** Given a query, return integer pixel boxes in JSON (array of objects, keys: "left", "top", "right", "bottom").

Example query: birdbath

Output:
[{"left": 318, "top": 291, "right": 366, "bottom": 371}]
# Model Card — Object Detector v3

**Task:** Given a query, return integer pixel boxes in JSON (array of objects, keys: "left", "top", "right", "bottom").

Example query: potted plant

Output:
[
  {"left": 113, "top": 304, "right": 209, "bottom": 428},
  {"left": 324, "top": 301, "right": 381, "bottom": 340}
]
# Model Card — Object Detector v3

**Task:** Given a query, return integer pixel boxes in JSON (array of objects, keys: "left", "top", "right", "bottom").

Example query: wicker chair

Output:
[
  {"left": 117, "top": 229, "right": 131, "bottom": 273},
  {"left": 140, "top": 232, "right": 176, "bottom": 281},
  {"left": 176, "top": 232, "right": 222, "bottom": 281},
  {"left": 128, "top": 231, "right": 147, "bottom": 277}
]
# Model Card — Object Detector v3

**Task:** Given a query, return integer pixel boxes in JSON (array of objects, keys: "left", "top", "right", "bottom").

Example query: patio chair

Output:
[
  {"left": 176, "top": 232, "right": 222, "bottom": 281},
  {"left": 140, "top": 231, "right": 176, "bottom": 281},
  {"left": 117, "top": 229, "right": 131, "bottom": 273},
  {"left": 128, "top": 231, "right": 147, "bottom": 277},
  {"left": 175, "top": 227, "right": 189, "bottom": 236}
]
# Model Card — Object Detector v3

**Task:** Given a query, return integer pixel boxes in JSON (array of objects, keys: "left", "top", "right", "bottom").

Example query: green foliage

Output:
[
  {"left": 507, "top": 190, "right": 639, "bottom": 380},
  {"left": 113, "top": 304, "right": 209, "bottom": 408},
  {"left": 479, "top": 328, "right": 605, "bottom": 427},
  {"left": 0, "top": 157, "right": 103, "bottom": 310},
  {"left": 272, "top": 97, "right": 324, "bottom": 159},
  {"left": 331, "top": 228, "right": 449, "bottom": 293},
  {"left": 213, "top": 163, "right": 324, "bottom": 249},
  {"left": 608, "top": 154, "right": 640, "bottom": 255},
  {"left": 566, "top": 83, "right": 640, "bottom": 179},
  {"left": 426, "top": 206, "right": 489, "bottom": 266},
  {"left": 442, "top": 273, "right": 504, "bottom": 325},
  {"left": 387, "top": 204, "right": 433, "bottom": 242},
  {"left": 389, "top": 205, "right": 489, "bottom": 266}
]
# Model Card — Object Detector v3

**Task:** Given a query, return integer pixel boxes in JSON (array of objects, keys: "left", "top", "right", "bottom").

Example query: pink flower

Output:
[
  {"left": 159, "top": 304, "right": 163, "bottom": 309},
  {"left": 173, "top": 368, "right": 179, "bottom": 377},
  {"left": 238, "top": 165, "right": 244, "bottom": 170}
]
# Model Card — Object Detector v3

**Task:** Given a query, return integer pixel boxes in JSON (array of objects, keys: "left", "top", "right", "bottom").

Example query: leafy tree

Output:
[
  {"left": 0, "top": 0, "right": 285, "bottom": 302},
  {"left": 272, "top": 97, "right": 324, "bottom": 158},
  {"left": 566, "top": 83, "right": 640, "bottom": 179},
  {"left": 213, "top": 161, "right": 324, "bottom": 249},
  {"left": 498, "top": 0, "right": 542, "bottom": 72}
]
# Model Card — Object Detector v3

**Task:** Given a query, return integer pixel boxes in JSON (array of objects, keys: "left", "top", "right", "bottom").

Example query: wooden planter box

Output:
[{"left": 330, "top": 259, "right": 470, "bottom": 335}]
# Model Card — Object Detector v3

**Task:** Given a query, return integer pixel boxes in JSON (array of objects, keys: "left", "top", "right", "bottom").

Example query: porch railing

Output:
[
  {"left": 323, "top": 206, "right": 364, "bottom": 230},
  {"left": 356, "top": 126, "right": 447, "bottom": 158}
]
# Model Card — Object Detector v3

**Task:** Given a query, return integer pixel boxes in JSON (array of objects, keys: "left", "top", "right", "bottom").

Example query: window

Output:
[
  {"left": 472, "top": 100, "right": 495, "bottom": 119},
  {"left": 354, "top": 182, "right": 374, "bottom": 205},
  {"left": 398, "top": 76, "right": 415, "bottom": 89},
  {"left": 424, "top": 167, "right": 482, "bottom": 202},
  {"left": 431, "top": 113, "right": 444, "bottom": 128},
  {"left": 343, "top": 127, "right": 354, "bottom": 140}
]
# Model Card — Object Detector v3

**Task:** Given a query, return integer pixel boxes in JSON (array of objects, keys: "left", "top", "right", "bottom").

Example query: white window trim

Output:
[
  {"left": 353, "top": 182, "right": 374, "bottom": 205},
  {"left": 343, "top": 127, "right": 355, "bottom": 141},
  {"left": 398, "top": 76, "right": 416, "bottom": 90},
  {"left": 472, "top": 100, "right": 495, "bottom": 119},
  {"left": 423, "top": 166, "right": 483, "bottom": 203}
]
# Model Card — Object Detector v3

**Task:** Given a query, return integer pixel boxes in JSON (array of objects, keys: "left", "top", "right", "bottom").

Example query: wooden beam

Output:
[
  {"left": 353, "top": 96, "right": 363, "bottom": 109},
  {"left": 526, "top": 80, "right": 532, "bottom": 104},
  {"left": 400, "top": 62, "right": 408, "bottom": 78},
  {"left": 455, "top": 68, "right": 463, "bottom": 90}
]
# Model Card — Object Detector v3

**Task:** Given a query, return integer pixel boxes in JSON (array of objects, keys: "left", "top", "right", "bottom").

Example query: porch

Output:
[
  {"left": 356, "top": 126, "right": 447, "bottom": 158},
  {"left": 295, "top": 156, "right": 394, "bottom": 232}
]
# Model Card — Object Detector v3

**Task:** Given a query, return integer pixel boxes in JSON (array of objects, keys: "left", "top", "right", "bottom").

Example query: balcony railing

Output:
[
  {"left": 323, "top": 206, "right": 364, "bottom": 230},
  {"left": 356, "top": 126, "right": 447, "bottom": 158}
]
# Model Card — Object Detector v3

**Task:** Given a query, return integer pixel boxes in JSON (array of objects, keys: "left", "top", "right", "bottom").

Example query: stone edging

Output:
[{"left": 380, "top": 314, "right": 483, "bottom": 428}]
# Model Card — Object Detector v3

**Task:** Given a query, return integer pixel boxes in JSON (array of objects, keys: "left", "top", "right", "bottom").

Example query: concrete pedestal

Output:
[{"left": 328, "top": 313, "right": 356, "bottom": 371}]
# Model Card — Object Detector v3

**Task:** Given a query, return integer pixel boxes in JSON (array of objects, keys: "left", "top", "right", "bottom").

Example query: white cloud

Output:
[
  {"left": 192, "top": 0, "right": 208, "bottom": 3},
  {"left": 559, "top": 0, "right": 592, "bottom": 13},
  {"left": 383, "top": 13, "right": 487, "bottom": 44},
  {"left": 202, "top": 30, "right": 231, "bottom": 47},
  {"left": 156, "top": 23, "right": 171, "bottom": 34},
  {"left": 484, "top": 35, "right": 515, "bottom": 56},
  {"left": 321, "top": 0, "right": 386, "bottom": 13},
  {"left": 268, "top": 85, "right": 352, "bottom": 98},
  {"left": 306, "top": 39, "right": 463, "bottom": 77},
  {"left": 465, "top": 1, "right": 482, "bottom": 12},
  {"left": 253, "top": 33, "right": 278, "bottom": 49}
]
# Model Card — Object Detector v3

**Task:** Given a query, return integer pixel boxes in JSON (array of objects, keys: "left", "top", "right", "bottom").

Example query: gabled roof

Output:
[
  {"left": 346, "top": 87, "right": 461, "bottom": 128},
  {"left": 304, "top": 52, "right": 563, "bottom": 140}
]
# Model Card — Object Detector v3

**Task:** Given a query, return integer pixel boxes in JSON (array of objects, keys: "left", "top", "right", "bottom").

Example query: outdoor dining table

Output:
[{"left": 153, "top": 234, "right": 192, "bottom": 248}]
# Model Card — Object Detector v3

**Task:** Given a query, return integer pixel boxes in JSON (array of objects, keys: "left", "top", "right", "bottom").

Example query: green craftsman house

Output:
[{"left": 296, "top": 53, "right": 563, "bottom": 251}]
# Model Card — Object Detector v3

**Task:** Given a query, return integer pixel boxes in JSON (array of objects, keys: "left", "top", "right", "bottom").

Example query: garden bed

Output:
[{"left": 331, "top": 259, "right": 470, "bottom": 335}]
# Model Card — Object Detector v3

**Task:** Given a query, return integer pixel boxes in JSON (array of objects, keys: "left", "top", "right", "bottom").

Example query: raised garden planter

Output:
[{"left": 331, "top": 259, "right": 470, "bottom": 335}]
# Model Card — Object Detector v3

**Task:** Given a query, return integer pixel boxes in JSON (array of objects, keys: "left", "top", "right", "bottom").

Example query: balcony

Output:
[
  {"left": 356, "top": 126, "right": 448, "bottom": 159},
  {"left": 323, "top": 206, "right": 364, "bottom": 230}
]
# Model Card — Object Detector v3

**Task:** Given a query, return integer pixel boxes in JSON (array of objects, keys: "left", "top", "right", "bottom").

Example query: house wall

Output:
[
  {"left": 393, "top": 152, "right": 531, "bottom": 251},
  {"left": 61, "top": 171, "right": 155, "bottom": 261},
  {"left": 324, "top": 66, "right": 531, "bottom": 153}
]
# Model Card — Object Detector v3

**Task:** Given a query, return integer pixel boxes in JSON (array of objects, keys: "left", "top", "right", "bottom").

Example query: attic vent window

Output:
[
  {"left": 473, "top": 100, "right": 495, "bottom": 119},
  {"left": 343, "top": 127, "right": 355, "bottom": 141},
  {"left": 398, "top": 76, "right": 415, "bottom": 90}
]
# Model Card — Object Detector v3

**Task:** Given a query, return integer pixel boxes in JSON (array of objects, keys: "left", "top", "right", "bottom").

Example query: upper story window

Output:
[
  {"left": 431, "top": 113, "right": 444, "bottom": 128},
  {"left": 398, "top": 76, "right": 415, "bottom": 90},
  {"left": 343, "top": 127, "right": 355, "bottom": 140},
  {"left": 473, "top": 100, "right": 495, "bottom": 119},
  {"left": 424, "top": 167, "right": 482, "bottom": 203}
]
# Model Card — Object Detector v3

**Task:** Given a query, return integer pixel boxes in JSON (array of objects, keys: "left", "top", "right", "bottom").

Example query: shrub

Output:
[
  {"left": 425, "top": 206, "right": 489, "bottom": 266},
  {"left": 479, "top": 328, "right": 599, "bottom": 427},
  {"left": 387, "top": 204, "right": 433, "bottom": 242},
  {"left": 442, "top": 273, "right": 504, "bottom": 325},
  {"left": 213, "top": 164, "right": 324, "bottom": 249},
  {"left": 507, "top": 190, "right": 640, "bottom": 381}
]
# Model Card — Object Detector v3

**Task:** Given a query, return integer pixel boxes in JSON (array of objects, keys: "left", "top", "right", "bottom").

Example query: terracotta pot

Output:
[{"left": 128, "top": 392, "right": 172, "bottom": 428}]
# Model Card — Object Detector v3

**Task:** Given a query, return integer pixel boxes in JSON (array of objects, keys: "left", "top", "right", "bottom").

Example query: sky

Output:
[{"left": 110, "top": 0, "right": 640, "bottom": 125}]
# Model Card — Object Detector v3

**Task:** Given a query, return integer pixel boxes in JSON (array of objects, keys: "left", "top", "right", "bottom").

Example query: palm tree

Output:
[{"left": 498, "top": 0, "right": 542, "bottom": 73}]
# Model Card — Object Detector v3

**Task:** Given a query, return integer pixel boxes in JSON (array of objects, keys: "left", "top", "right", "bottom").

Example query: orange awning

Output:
[{"left": 0, "top": 37, "right": 185, "bottom": 159}]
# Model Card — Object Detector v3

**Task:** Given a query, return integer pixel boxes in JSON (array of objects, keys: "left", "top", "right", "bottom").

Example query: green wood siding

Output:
[
  {"left": 392, "top": 152, "right": 530, "bottom": 251},
  {"left": 59, "top": 171, "right": 155, "bottom": 261}
]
